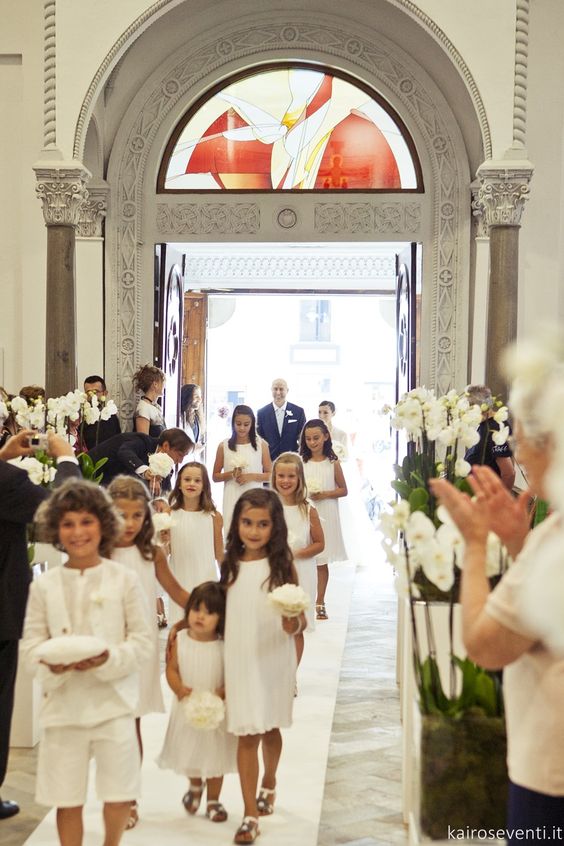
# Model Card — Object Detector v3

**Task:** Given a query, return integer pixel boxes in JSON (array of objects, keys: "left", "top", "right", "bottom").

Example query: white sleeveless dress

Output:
[
  {"left": 111, "top": 545, "right": 164, "bottom": 715},
  {"left": 303, "top": 458, "right": 347, "bottom": 564},
  {"left": 169, "top": 510, "right": 219, "bottom": 624},
  {"left": 224, "top": 558, "right": 297, "bottom": 735},
  {"left": 283, "top": 503, "right": 317, "bottom": 631},
  {"left": 221, "top": 439, "right": 264, "bottom": 538},
  {"left": 157, "top": 633, "right": 237, "bottom": 779}
]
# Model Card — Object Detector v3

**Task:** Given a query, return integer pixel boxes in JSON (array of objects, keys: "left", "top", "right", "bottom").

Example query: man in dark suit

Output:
[
  {"left": 257, "top": 378, "right": 306, "bottom": 461},
  {"left": 0, "top": 430, "right": 81, "bottom": 819},
  {"left": 87, "top": 427, "right": 192, "bottom": 490},
  {"left": 82, "top": 375, "right": 121, "bottom": 451}
]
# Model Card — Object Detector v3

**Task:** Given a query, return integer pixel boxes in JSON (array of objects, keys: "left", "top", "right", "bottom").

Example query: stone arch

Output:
[{"left": 102, "top": 12, "right": 482, "bottom": 418}]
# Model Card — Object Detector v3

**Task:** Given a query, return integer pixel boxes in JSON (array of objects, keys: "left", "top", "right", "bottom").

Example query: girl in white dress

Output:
[
  {"left": 108, "top": 476, "right": 190, "bottom": 829},
  {"left": 168, "top": 462, "right": 224, "bottom": 624},
  {"left": 157, "top": 581, "right": 237, "bottom": 824},
  {"left": 271, "top": 452, "right": 324, "bottom": 652},
  {"left": 299, "top": 419, "right": 348, "bottom": 622},
  {"left": 212, "top": 404, "right": 271, "bottom": 538},
  {"left": 221, "top": 489, "right": 306, "bottom": 844}
]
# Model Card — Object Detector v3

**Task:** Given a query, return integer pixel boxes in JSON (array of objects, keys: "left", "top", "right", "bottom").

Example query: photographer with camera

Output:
[{"left": 0, "top": 429, "right": 81, "bottom": 819}]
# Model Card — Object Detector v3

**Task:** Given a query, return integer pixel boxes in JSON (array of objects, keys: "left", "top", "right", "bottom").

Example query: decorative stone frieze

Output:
[
  {"left": 470, "top": 183, "right": 488, "bottom": 238},
  {"left": 77, "top": 183, "right": 109, "bottom": 237},
  {"left": 475, "top": 160, "right": 533, "bottom": 228},
  {"left": 34, "top": 163, "right": 91, "bottom": 226},
  {"left": 156, "top": 203, "right": 260, "bottom": 235},
  {"left": 314, "top": 201, "right": 421, "bottom": 235}
]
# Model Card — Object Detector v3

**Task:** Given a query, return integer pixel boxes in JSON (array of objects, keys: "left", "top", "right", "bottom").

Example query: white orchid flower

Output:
[
  {"left": 454, "top": 458, "right": 471, "bottom": 478},
  {"left": 493, "top": 406, "right": 509, "bottom": 424},
  {"left": 405, "top": 511, "right": 435, "bottom": 546},
  {"left": 492, "top": 424, "right": 509, "bottom": 446}
]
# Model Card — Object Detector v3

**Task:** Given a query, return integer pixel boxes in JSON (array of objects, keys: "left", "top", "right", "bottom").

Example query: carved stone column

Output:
[
  {"left": 475, "top": 157, "right": 533, "bottom": 396},
  {"left": 33, "top": 162, "right": 90, "bottom": 396}
]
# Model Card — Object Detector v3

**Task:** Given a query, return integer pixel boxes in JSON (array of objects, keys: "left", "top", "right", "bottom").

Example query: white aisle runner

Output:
[{"left": 25, "top": 563, "right": 356, "bottom": 846}]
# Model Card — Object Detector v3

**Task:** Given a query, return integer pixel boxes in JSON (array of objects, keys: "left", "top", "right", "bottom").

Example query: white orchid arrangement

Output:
[
  {"left": 182, "top": 690, "right": 226, "bottom": 731},
  {"left": 381, "top": 386, "right": 510, "bottom": 601},
  {"left": 8, "top": 455, "right": 56, "bottom": 487},
  {"left": 3, "top": 389, "right": 118, "bottom": 447}
]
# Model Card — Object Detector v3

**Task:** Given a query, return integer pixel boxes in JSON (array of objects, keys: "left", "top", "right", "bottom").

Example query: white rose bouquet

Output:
[
  {"left": 152, "top": 512, "right": 172, "bottom": 532},
  {"left": 267, "top": 583, "right": 310, "bottom": 618},
  {"left": 307, "top": 479, "right": 322, "bottom": 495},
  {"left": 183, "top": 690, "right": 226, "bottom": 731},
  {"left": 148, "top": 452, "right": 175, "bottom": 478}
]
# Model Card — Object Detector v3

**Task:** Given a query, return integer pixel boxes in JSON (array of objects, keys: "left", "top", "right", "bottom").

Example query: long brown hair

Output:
[
  {"left": 220, "top": 488, "right": 295, "bottom": 592},
  {"left": 227, "top": 404, "right": 258, "bottom": 451},
  {"left": 299, "top": 418, "right": 339, "bottom": 462},
  {"left": 169, "top": 462, "right": 216, "bottom": 513},
  {"left": 271, "top": 452, "right": 310, "bottom": 518},
  {"left": 108, "top": 476, "right": 155, "bottom": 561}
]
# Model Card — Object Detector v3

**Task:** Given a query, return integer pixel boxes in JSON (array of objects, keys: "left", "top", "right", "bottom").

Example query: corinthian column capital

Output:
[
  {"left": 33, "top": 161, "right": 91, "bottom": 226},
  {"left": 475, "top": 156, "right": 533, "bottom": 228}
]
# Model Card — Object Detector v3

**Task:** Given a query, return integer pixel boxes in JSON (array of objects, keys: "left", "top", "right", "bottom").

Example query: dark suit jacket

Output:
[
  {"left": 87, "top": 432, "right": 159, "bottom": 486},
  {"left": 257, "top": 401, "right": 306, "bottom": 460},
  {"left": 82, "top": 414, "right": 122, "bottom": 451},
  {"left": 0, "top": 460, "right": 81, "bottom": 640}
]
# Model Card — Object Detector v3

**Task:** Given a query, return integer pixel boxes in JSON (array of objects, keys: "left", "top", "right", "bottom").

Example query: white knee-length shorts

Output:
[{"left": 36, "top": 715, "right": 140, "bottom": 808}]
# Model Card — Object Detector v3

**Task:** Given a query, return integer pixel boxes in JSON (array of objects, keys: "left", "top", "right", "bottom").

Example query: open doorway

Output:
[
  {"left": 156, "top": 241, "right": 420, "bottom": 521},
  {"left": 204, "top": 291, "right": 396, "bottom": 521}
]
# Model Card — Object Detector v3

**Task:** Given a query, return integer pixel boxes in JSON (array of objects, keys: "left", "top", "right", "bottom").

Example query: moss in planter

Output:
[{"left": 420, "top": 711, "right": 508, "bottom": 839}]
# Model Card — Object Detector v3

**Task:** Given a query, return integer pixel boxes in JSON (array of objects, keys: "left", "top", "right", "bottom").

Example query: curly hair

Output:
[
  {"left": 35, "top": 480, "right": 123, "bottom": 558},
  {"left": 184, "top": 581, "right": 226, "bottom": 637},
  {"left": 299, "top": 419, "right": 339, "bottom": 462},
  {"left": 220, "top": 488, "right": 295, "bottom": 592},
  {"left": 169, "top": 461, "right": 216, "bottom": 513},
  {"left": 227, "top": 404, "right": 258, "bottom": 452},
  {"left": 107, "top": 476, "right": 155, "bottom": 561},
  {"left": 133, "top": 364, "right": 165, "bottom": 395},
  {"left": 271, "top": 452, "right": 309, "bottom": 518}
]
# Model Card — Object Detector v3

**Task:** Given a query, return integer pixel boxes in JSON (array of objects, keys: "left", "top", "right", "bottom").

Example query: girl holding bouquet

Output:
[
  {"left": 299, "top": 419, "right": 348, "bottom": 621},
  {"left": 271, "top": 452, "right": 324, "bottom": 649},
  {"left": 108, "top": 476, "right": 190, "bottom": 828},
  {"left": 212, "top": 405, "right": 271, "bottom": 537},
  {"left": 157, "top": 582, "right": 237, "bottom": 824},
  {"left": 168, "top": 462, "right": 224, "bottom": 623},
  {"left": 221, "top": 488, "right": 305, "bottom": 844}
]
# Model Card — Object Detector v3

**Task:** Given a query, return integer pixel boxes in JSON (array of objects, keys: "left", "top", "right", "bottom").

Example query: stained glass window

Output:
[{"left": 160, "top": 67, "right": 419, "bottom": 191}]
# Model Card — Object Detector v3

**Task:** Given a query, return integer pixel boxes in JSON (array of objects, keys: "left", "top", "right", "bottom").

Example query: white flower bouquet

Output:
[
  {"left": 148, "top": 452, "right": 175, "bottom": 478},
  {"left": 228, "top": 456, "right": 247, "bottom": 472},
  {"left": 36, "top": 635, "right": 107, "bottom": 665},
  {"left": 307, "top": 479, "right": 322, "bottom": 495},
  {"left": 182, "top": 690, "right": 226, "bottom": 731},
  {"left": 267, "top": 583, "right": 310, "bottom": 618},
  {"left": 152, "top": 511, "right": 172, "bottom": 532}
]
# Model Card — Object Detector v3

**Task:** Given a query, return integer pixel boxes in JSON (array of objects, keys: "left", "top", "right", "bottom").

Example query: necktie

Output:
[{"left": 276, "top": 406, "right": 284, "bottom": 435}]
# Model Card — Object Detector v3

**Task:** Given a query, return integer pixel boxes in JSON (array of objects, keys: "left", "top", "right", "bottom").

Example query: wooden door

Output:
[
  {"left": 182, "top": 291, "right": 208, "bottom": 403},
  {"left": 154, "top": 244, "right": 185, "bottom": 427}
]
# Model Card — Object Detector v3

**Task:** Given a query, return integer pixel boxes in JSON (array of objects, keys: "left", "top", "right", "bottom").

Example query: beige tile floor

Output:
[{"left": 2, "top": 558, "right": 407, "bottom": 846}]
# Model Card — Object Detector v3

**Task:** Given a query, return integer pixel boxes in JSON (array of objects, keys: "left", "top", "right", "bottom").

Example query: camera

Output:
[{"left": 29, "top": 433, "right": 49, "bottom": 451}]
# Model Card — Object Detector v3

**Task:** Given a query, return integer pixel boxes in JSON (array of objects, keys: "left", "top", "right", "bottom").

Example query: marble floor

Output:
[{"left": 2, "top": 550, "right": 407, "bottom": 846}]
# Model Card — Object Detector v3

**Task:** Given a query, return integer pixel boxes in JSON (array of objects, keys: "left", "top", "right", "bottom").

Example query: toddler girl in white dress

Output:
[{"left": 157, "top": 581, "right": 237, "bottom": 823}]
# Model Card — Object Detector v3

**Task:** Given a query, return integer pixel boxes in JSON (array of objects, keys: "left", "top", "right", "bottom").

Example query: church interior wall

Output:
[
  {"left": 1, "top": 0, "right": 560, "bottom": 396},
  {"left": 518, "top": 0, "right": 564, "bottom": 331}
]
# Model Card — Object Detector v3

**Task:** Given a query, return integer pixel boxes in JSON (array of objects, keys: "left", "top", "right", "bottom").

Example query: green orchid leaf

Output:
[{"left": 409, "top": 487, "right": 429, "bottom": 512}]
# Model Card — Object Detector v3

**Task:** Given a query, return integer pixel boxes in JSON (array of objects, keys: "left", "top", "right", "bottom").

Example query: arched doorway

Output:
[{"left": 87, "top": 6, "right": 485, "bottom": 418}]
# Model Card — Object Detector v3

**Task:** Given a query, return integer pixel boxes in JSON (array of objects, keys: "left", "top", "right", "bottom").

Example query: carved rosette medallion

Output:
[
  {"left": 475, "top": 162, "right": 533, "bottom": 228},
  {"left": 34, "top": 164, "right": 91, "bottom": 226}
]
